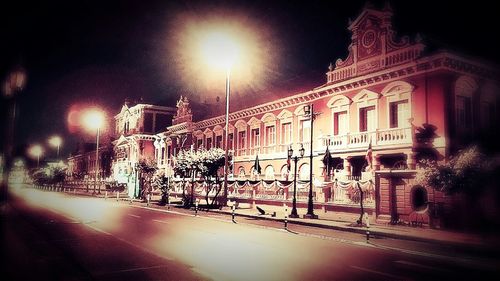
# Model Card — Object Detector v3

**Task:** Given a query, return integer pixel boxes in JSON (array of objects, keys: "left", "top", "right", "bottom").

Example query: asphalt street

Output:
[{"left": 2, "top": 185, "right": 499, "bottom": 281}]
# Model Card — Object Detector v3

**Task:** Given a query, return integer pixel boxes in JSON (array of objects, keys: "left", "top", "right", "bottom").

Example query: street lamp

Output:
[
  {"left": 82, "top": 108, "right": 105, "bottom": 195},
  {"left": 303, "top": 104, "right": 318, "bottom": 219},
  {"left": 28, "top": 144, "right": 44, "bottom": 168},
  {"left": 288, "top": 144, "right": 305, "bottom": 218},
  {"left": 48, "top": 135, "right": 63, "bottom": 158},
  {"left": 199, "top": 30, "right": 240, "bottom": 206}
]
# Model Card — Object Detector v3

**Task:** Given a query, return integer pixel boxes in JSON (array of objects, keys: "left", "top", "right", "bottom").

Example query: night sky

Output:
[{"left": 1, "top": 0, "right": 499, "bottom": 160}]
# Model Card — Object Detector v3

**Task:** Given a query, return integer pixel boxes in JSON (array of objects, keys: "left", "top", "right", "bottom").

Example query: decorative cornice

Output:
[{"left": 191, "top": 52, "right": 497, "bottom": 132}]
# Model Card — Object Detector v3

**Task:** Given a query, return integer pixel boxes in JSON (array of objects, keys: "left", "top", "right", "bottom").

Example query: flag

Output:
[
  {"left": 365, "top": 138, "right": 373, "bottom": 171},
  {"left": 254, "top": 154, "right": 262, "bottom": 175},
  {"left": 286, "top": 155, "right": 291, "bottom": 173},
  {"left": 322, "top": 146, "right": 332, "bottom": 178}
]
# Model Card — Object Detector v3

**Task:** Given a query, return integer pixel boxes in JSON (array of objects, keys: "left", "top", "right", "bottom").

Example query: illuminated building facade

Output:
[
  {"left": 154, "top": 5, "right": 499, "bottom": 225},
  {"left": 112, "top": 101, "right": 176, "bottom": 197}
]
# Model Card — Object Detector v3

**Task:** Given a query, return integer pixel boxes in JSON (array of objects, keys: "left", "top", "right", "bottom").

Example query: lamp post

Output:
[
  {"left": 303, "top": 104, "right": 318, "bottom": 219},
  {"left": 48, "top": 135, "right": 62, "bottom": 158},
  {"left": 199, "top": 30, "right": 240, "bottom": 207},
  {"left": 288, "top": 144, "right": 304, "bottom": 218},
  {"left": 222, "top": 67, "right": 231, "bottom": 207},
  {"left": 82, "top": 109, "right": 104, "bottom": 195},
  {"left": 28, "top": 144, "right": 44, "bottom": 168}
]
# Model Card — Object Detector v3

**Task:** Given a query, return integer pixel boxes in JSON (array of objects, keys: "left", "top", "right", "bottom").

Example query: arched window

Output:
[
  {"left": 327, "top": 95, "right": 351, "bottom": 136},
  {"left": 280, "top": 164, "right": 290, "bottom": 180},
  {"left": 264, "top": 165, "right": 275, "bottom": 180},
  {"left": 353, "top": 89, "right": 380, "bottom": 132},
  {"left": 237, "top": 167, "right": 246, "bottom": 179},
  {"left": 299, "top": 163, "right": 310, "bottom": 181},
  {"left": 382, "top": 81, "right": 414, "bottom": 128},
  {"left": 411, "top": 185, "right": 428, "bottom": 210}
]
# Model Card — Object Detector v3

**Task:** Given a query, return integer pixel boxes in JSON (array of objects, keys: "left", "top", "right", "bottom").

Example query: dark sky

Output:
[{"left": 1, "top": 0, "right": 499, "bottom": 159}]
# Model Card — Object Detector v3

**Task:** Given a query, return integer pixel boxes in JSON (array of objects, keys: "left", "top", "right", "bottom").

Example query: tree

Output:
[
  {"left": 137, "top": 158, "right": 157, "bottom": 201},
  {"left": 416, "top": 145, "right": 491, "bottom": 196},
  {"left": 416, "top": 145, "right": 500, "bottom": 229},
  {"left": 152, "top": 169, "right": 171, "bottom": 205},
  {"left": 172, "top": 147, "right": 225, "bottom": 207},
  {"left": 197, "top": 148, "right": 225, "bottom": 207}
]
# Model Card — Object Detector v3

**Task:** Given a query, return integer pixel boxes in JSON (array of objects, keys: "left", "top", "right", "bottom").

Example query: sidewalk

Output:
[
  {"left": 56, "top": 187, "right": 499, "bottom": 250},
  {"left": 212, "top": 203, "right": 496, "bottom": 249}
]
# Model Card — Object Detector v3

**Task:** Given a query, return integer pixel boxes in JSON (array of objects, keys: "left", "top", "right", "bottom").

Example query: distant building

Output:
[
  {"left": 111, "top": 101, "right": 176, "bottom": 197},
  {"left": 67, "top": 142, "right": 112, "bottom": 180}
]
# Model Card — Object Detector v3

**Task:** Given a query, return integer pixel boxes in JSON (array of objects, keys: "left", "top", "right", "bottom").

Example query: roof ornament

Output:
[{"left": 328, "top": 62, "right": 334, "bottom": 72}]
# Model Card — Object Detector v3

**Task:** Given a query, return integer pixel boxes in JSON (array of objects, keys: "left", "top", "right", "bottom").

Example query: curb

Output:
[
  {"left": 57, "top": 189, "right": 492, "bottom": 251},
  {"left": 205, "top": 209, "right": 492, "bottom": 251}
]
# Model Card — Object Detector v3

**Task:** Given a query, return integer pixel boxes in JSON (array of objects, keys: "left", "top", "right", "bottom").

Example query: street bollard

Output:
[
  {"left": 195, "top": 200, "right": 198, "bottom": 216},
  {"left": 284, "top": 204, "right": 288, "bottom": 230},
  {"left": 232, "top": 204, "right": 236, "bottom": 223},
  {"left": 116, "top": 191, "right": 119, "bottom": 201},
  {"left": 105, "top": 191, "right": 108, "bottom": 200},
  {"left": 365, "top": 212, "right": 370, "bottom": 242},
  {"left": 147, "top": 193, "right": 151, "bottom": 206}
]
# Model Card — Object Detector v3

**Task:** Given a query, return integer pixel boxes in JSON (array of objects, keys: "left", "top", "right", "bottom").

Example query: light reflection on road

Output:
[{"left": 8, "top": 185, "right": 399, "bottom": 281}]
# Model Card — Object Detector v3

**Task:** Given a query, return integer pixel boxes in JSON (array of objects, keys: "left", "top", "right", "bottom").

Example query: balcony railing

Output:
[{"left": 321, "top": 127, "right": 413, "bottom": 149}]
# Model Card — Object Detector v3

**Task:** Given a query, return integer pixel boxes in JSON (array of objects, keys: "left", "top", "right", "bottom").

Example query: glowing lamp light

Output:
[
  {"left": 48, "top": 135, "right": 62, "bottom": 148},
  {"left": 28, "top": 144, "right": 44, "bottom": 167},
  {"left": 28, "top": 145, "right": 44, "bottom": 158},
  {"left": 82, "top": 109, "right": 105, "bottom": 131},
  {"left": 199, "top": 31, "right": 240, "bottom": 70},
  {"left": 48, "top": 135, "right": 63, "bottom": 158}
]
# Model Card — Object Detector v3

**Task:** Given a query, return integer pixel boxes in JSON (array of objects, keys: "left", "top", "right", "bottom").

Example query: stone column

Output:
[
  {"left": 406, "top": 152, "right": 417, "bottom": 170},
  {"left": 343, "top": 157, "right": 352, "bottom": 176},
  {"left": 374, "top": 154, "right": 382, "bottom": 171}
]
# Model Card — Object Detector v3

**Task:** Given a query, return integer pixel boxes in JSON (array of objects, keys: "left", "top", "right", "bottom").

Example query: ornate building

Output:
[
  {"left": 111, "top": 101, "right": 176, "bottom": 197},
  {"left": 153, "top": 5, "right": 499, "bottom": 225}
]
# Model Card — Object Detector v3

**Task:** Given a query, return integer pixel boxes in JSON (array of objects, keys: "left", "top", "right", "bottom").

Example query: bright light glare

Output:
[
  {"left": 169, "top": 13, "right": 281, "bottom": 101},
  {"left": 28, "top": 144, "right": 44, "bottom": 158},
  {"left": 82, "top": 108, "right": 105, "bottom": 131},
  {"left": 200, "top": 31, "right": 240, "bottom": 69},
  {"left": 48, "top": 135, "right": 62, "bottom": 147}
]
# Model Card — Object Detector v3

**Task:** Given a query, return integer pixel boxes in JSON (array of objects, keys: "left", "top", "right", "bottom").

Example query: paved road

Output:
[{"left": 3, "top": 185, "right": 499, "bottom": 281}]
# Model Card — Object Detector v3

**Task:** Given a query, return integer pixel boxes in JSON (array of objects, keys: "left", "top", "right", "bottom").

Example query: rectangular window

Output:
[
  {"left": 155, "top": 114, "right": 172, "bottom": 133},
  {"left": 389, "top": 100, "right": 409, "bottom": 128},
  {"left": 216, "top": 135, "right": 222, "bottom": 148},
  {"left": 299, "top": 120, "right": 311, "bottom": 142},
  {"left": 456, "top": 96, "right": 472, "bottom": 129},
  {"left": 228, "top": 133, "right": 234, "bottom": 150},
  {"left": 281, "top": 122, "right": 292, "bottom": 144},
  {"left": 206, "top": 138, "right": 212, "bottom": 149},
  {"left": 334, "top": 111, "right": 348, "bottom": 135},
  {"left": 251, "top": 128, "right": 260, "bottom": 148},
  {"left": 196, "top": 139, "right": 203, "bottom": 149},
  {"left": 238, "top": 131, "right": 246, "bottom": 150},
  {"left": 265, "top": 125, "right": 276, "bottom": 146},
  {"left": 359, "top": 106, "right": 376, "bottom": 132},
  {"left": 143, "top": 113, "right": 154, "bottom": 133}
]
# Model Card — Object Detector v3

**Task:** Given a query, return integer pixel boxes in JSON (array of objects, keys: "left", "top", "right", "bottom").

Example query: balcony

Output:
[{"left": 321, "top": 127, "right": 413, "bottom": 150}]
